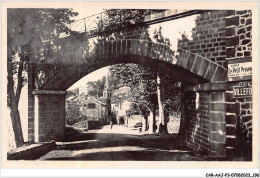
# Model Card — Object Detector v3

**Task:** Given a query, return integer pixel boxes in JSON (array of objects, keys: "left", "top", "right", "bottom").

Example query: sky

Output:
[{"left": 67, "top": 9, "right": 197, "bottom": 90}]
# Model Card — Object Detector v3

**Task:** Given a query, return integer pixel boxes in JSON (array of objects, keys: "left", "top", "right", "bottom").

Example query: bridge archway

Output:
[
  {"left": 38, "top": 39, "right": 226, "bottom": 90},
  {"left": 29, "top": 37, "right": 227, "bottom": 157}
]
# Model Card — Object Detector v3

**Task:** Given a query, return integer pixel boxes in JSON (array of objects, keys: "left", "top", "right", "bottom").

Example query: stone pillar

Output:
[
  {"left": 28, "top": 63, "right": 35, "bottom": 142},
  {"left": 209, "top": 92, "right": 226, "bottom": 156},
  {"left": 33, "top": 90, "right": 66, "bottom": 142},
  {"left": 184, "top": 83, "right": 228, "bottom": 156}
]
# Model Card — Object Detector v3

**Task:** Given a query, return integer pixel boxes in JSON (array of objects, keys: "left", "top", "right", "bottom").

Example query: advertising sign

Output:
[{"left": 228, "top": 62, "right": 252, "bottom": 78}]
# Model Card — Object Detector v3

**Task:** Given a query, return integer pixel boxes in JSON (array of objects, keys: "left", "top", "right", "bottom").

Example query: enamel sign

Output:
[
  {"left": 233, "top": 81, "right": 252, "bottom": 98},
  {"left": 228, "top": 62, "right": 252, "bottom": 78}
]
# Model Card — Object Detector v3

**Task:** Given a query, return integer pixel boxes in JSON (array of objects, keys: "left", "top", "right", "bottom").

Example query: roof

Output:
[
  {"left": 66, "top": 95, "right": 78, "bottom": 101},
  {"left": 81, "top": 97, "right": 107, "bottom": 105}
]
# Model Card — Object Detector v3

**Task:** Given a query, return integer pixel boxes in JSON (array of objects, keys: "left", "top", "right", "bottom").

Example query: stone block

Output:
[
  {"left": 210, "top": 92, "right": 224, "bottom": 102},
  {"left": 205, "top": 62, "right": 217, "bottom": 81},
  {"left": 236, "top": 10, "right": 248, "bottom": 15},
  {"left": 237, "top": 27, "right": 246, "bottom": 34},
  {"left": 187, "top": 53, "right": 196, "bottom": 71},
  {"left": 242, "top": 115, "right": 252, "bottom": 123},
  {"left": 226, "top": 36, "right": 239, "bottom": 47},
  {"left": 226, "top": 16, "right": 239, "bottom": 27},
  {"left": 178, "top": 50, "right": 190, "bottom": 69},
  {"left": 246, "top": 25, "right": 252, "bottom": 31},
  {"left": 226, "top": 103, "right": 236, "bottom": 113},
  {"left": 226, "top": 47, "right": 236, "bottom": 58},
  {"left": 226, "top": 125, "right": 236, "bottom": 135},
  {"left": 210, "top": 132, "right": 225, "bottom": 143},
  {"left": 244, "top": 51, "right": 251, "bottom": 57},
  {"left": 226, "top": 137, "right": 236, "bottom": 146},
  {"left": 210, "top": 141, "right": 226, "bottom": 151},
  {"left": 192, "top": 56, "right": 204, "bottom": 74},
  {"left": 209, "top": 103, "right": 226, "bottom": 112},
  {"left": 210, "top": 112, "right": 225, "bottom": 122},
  {"left": 246, "top": 32, "right": 251, "bottom": 38},
  {"left": 210, "top": 122, "right": 226, "bottom": 132},
  {"left": 226, "top": 114, "right": 237, "bottom": 124},
  {"left": 241, "top": 103, "right": 250, "bottom": 109},
  {"left": 246, "top": 18, "right": 252, "bottom": 25},
  {"left": 242, "top": 39, "right": 251, "bottom": 45}
]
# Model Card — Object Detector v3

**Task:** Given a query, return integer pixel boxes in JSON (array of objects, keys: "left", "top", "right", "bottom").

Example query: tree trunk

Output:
[
  {"left": 148, "top": 111, "right": 154, "bottom": 133},
  {"left": 7, "top": 58, "right": 24, "bottom": 147},
  {"left": 145, "top": 115, "right": 148, "bottom": 131},
  {"left": 142, "top": 116, "right": 148, "bottom": 133},
  {"left": 156, "top": 72, "right": 168, "bottom": 135},
  {"left": 126, "top": 116, "right": 129, "bottom": 127},
  {"left": 10, "top": 103, "right": 24, "bottom": 147},
  {"left": 176, "top": 91, "right": 186, "bottom": 147}
]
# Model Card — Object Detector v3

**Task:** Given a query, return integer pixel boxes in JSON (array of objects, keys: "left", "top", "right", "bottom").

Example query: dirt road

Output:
[{"left": 39, "top": 125, "right": 214, "bottom": 161}]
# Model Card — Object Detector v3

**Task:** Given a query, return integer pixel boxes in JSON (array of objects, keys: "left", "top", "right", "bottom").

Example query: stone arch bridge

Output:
[{"left": 27, "top": 9, "right": 252, "bottom": 158}]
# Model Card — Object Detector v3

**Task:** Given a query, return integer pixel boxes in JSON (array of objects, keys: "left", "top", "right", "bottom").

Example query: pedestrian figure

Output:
[{"left": 110, "top": 120, "right": 113, "bottom": 129}]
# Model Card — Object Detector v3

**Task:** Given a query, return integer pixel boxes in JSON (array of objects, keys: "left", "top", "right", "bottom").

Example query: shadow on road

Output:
[{"left": 39, "top": 125, "right": 225, "bottom": 161}]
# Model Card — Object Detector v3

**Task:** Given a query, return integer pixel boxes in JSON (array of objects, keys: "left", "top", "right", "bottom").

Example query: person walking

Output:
[{"left": 110, "top": 120, "right": 113, "bottom": 129}]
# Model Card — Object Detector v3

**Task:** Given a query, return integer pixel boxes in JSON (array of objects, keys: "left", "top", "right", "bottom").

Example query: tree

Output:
[
  {"left": 87, "top": 77, "right": 106, "bottom": 97},
  {"left": 110, "top": 63, "right": 158, "bottom": 132},
  {"left": 153, "top": 26, "right": 173, "bottom": 135},
  {"left": 7, "top": 9, "right": 78, "bottom": 147},
  {"left": 95, "top": 9, "right": 164, "bottom": 42},
  {"left": 110, "top": 25, "right": 181, "bottom": 134}
]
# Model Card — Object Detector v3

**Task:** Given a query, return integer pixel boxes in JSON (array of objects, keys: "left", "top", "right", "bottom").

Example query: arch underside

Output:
[{"left": 40, "top": 54, "right": 208, "bottom": 90}]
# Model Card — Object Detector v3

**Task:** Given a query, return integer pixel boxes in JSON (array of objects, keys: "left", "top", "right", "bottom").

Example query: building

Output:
[
  {"left": 80, "top": 97, "right": 108, "bottom": 125},
  {"left": 80, "top": 71, "right": 112, "bottom": 127},
  {"left": 111, "top": 97, "right": 131, "bottom": 125}
]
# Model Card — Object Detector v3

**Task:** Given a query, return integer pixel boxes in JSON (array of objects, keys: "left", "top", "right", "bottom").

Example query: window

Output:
[{"left": 88, "top": 103, "right": 96, "bottom": 109}]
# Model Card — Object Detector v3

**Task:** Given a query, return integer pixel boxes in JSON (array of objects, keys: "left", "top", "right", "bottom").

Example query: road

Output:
[{"left": 39, "top": 125, "right": 214, "bottom": 161}]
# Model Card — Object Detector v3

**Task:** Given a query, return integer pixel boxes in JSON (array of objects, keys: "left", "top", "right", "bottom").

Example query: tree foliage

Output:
[
  {"left": 110, "top": 63, "right": 158, "bottom": 117},
  {"left": 7, "top": 8, "right": 78, "bottom": 147},
  {"left": 87, "top": 77, "right": 106, "bottom": 97}
]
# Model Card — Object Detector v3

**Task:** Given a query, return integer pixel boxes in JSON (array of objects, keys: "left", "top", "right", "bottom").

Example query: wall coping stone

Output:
[{"left": 33, "top": 90, "right": 66, "bottom": 95}]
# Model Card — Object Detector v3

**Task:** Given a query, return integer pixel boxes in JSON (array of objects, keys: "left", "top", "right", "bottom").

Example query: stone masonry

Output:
[
  {"left": 33, "top": 90, "right": 66, "bottom": 142},
  {"left": 181, "top": 10, "right": 252, "bottom": 157}
]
